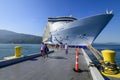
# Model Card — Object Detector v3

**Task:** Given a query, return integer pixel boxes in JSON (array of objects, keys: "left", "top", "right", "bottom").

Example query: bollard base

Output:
[{"left": 73, "top": 68, "right": 81, "bottom": 73}]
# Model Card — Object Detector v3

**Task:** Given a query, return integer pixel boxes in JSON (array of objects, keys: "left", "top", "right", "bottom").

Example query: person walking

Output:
[
  {"left": 59, "top": 42, "right": 63, "bottom": 49},
  {"left": 65, "top": 43, "right": 68, "bottom": 54},
  {"left": 40, "top": 42, "right": 45, "bottom": 58},
  {"left": 44, "top": 44, "right": 49, "bottom": 58}
]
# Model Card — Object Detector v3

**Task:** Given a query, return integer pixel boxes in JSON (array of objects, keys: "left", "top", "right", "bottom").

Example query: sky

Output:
[{"left": 0, "top": 0, "right": 120, "bottom": 43}]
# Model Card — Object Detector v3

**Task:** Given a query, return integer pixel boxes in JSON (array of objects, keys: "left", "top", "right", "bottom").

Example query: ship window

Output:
[
  {"left": 66, "top": 36, "right": 69, "bottom": 39},
  {"left": 66, "top": 36, "right": 68, "bottom": 38},
  {"left": 65, "top": 36, "right": 69, "bottom": 40},
  {"left": 83, "top": 34, "right": 86, "bottom": 36}
]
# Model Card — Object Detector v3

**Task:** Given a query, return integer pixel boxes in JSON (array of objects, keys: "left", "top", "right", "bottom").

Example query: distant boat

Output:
[{"left": 43, "top": 11, "right": 113, "bottom": 47}]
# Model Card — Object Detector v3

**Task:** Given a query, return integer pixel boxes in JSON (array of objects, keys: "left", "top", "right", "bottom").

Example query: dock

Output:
[
  {"left": 0, "top": 48, "right": 93, "bottom": 80},
  {"left": 0, "top": 48, "right": 119, "bottom": 80}
]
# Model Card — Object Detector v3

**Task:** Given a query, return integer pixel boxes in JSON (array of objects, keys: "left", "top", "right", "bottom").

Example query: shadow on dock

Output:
[
  {"left": 48, "top": 56, "right": 68, "bottom": 60},
  {"left": 29, "top": 58, "right": 38, "bottom": 61}
]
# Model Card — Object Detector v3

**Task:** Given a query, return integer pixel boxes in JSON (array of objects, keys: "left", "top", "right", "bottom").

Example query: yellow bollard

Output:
[
  {"left": 101, "top": 50, "right": 115, "bottom": 64},
  {"left": 15, "top": 46, "right": 22, "bottom": 57},
  {"left": 4, "top": 46, "right": 22, "bottom": 60},
  {"left": 101, "top": 50, "right": 120, "bottom": 77}
]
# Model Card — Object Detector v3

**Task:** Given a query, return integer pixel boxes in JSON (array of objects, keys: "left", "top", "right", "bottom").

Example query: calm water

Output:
[
  {"left": 0, "top": 44, "right": 40, "bottom": 60},
  {"left": 0, "top": 44, "right": 120, "bottom": 66}
]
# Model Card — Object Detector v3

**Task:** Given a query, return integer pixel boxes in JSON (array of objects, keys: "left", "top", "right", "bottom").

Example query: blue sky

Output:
[{"left": 0, "top": 0, "right": 120, "bottom": 43}]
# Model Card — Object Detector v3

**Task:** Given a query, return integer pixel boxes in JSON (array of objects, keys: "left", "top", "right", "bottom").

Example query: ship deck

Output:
[{"left": 0, "top": 48, "right": 92, "bottom": 80}]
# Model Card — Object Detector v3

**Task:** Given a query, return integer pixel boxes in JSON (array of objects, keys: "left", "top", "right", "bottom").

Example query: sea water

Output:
[{"left": 0, "top": 44, "right": 40, "bottom": 60}]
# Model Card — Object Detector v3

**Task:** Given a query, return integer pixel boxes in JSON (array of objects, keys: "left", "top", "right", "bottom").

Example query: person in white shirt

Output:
[{"left": 64, "top": 43, "right": 68, "bottom": 54}]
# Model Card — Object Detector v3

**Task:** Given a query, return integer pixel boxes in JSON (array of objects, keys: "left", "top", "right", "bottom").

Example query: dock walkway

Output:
[{"left": 0, "top": 49, "right": 92, "bottom": 80}]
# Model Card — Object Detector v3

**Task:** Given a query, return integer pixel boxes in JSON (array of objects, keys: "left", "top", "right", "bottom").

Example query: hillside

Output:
[{"left": 0, "top": 30, "right": 42, "bottom": 44}]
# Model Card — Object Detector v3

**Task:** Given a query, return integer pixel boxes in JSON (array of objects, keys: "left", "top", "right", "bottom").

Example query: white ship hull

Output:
[{"left": 43, "top": 13, "right": 113, "bottom": 47}]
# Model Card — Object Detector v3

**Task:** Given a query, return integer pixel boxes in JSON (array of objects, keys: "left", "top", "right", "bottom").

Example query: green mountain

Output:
[{"left": 0, "top": 30, "right": 42, "bottom": 44}]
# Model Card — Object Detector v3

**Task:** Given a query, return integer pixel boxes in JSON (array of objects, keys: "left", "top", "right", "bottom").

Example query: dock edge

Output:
[{"left": 81, "top": 48, "right": 105, "bottom": 80}]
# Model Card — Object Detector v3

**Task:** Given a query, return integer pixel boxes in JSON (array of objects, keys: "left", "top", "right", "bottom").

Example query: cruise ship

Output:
[{"left": 43, "top": 11, "right": 113, "bottom": 47}]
